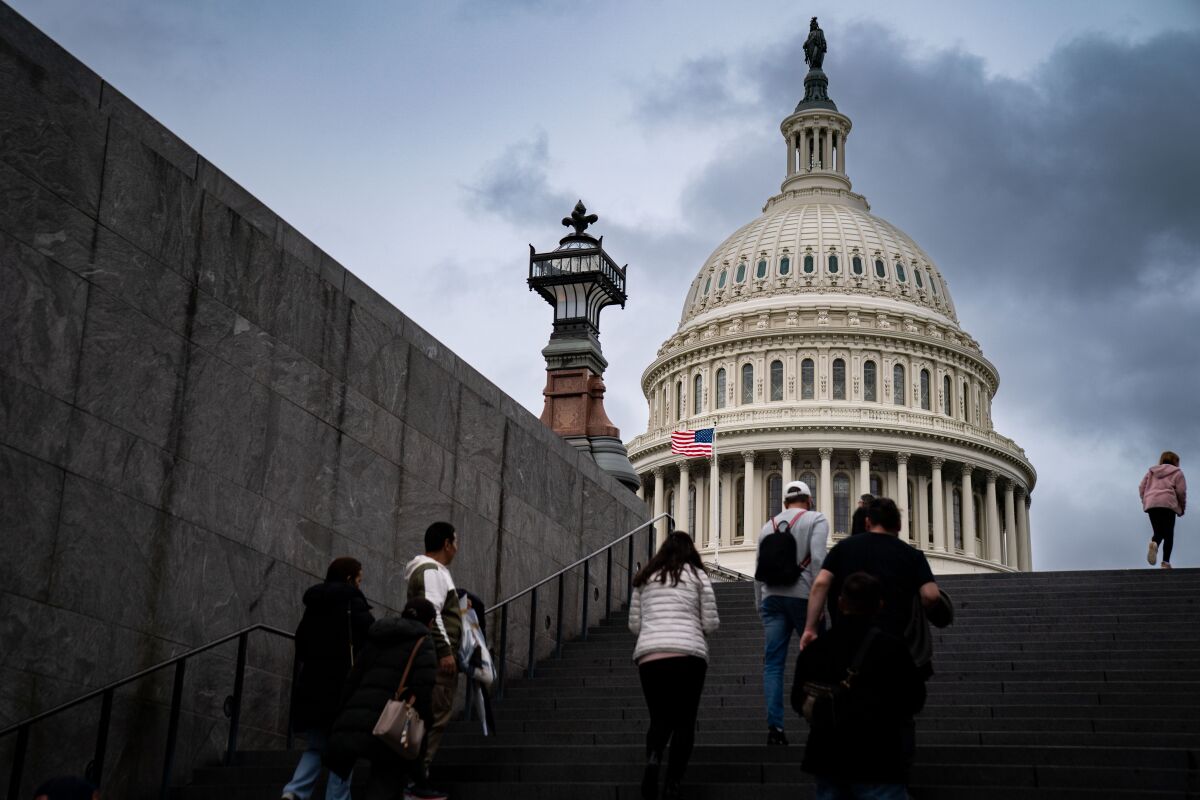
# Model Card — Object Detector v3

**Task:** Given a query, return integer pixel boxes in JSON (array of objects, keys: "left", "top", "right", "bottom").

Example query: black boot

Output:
[{"left": 641, "top": 752, "right": 661, "bottom": 800}]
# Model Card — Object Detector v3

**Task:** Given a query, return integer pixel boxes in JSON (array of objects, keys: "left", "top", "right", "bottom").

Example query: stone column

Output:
[
  {"left": 985, "top": 471, "right": 1001, "bottom": 563},
  {"left": 1018, "top": 490, "right": 1033, "bottom": 571},
  {"left": 708, "top": 456, "right": 719, "bottom": 549},
  {"left": 961, "top": 464, "right": 977, "bottom": 558},
  {"left": 819, "top": 447, "right": 834, "bottom": 519},
  {"left": 636, "top": 483, "right": 645, "bottom": 502},
  {"left": 695, "top": 462, "right": 708, "bottom": 545},
  {"left": 742, "top": 451, "right": 756, "bottom": 542},
  {"left": 858, "top": 449, "right": 873, "bottom": 500},
  {"left": 780, "top": 448, "right": 794, "bottom": 487},
  {"left": 652, "top": 467, "right": 666, "bottom": 545},
  {"left": 930, "top": 458, "right": 946, "bottom": 553},
  {"left": 837, "top": 128, "right": 846, "bottom": 172},
  {"left": 896, "top": 452, "right": 911, "bottom": 543},
  {"left": 678, "top": 460, "right": 692, "bottom": 531},
  {"left": 1003, "top": 479, "right": 1017, "bottom": 568},
  {"left": 787, "top": 134, "right": 796, "bottom": 176}
]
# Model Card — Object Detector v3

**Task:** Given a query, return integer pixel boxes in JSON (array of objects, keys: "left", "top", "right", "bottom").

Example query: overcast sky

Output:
[{"left": 14, "top": 0, "right": 1200, "bottom": 571}]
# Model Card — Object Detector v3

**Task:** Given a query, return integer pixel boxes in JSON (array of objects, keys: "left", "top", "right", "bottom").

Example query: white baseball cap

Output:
[{"left": 784, "top": 480, "right": 812, "bottom": 500}]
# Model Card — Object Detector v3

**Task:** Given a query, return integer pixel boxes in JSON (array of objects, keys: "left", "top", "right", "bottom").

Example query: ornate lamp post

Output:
[{"left": 528, "top": 201, "right": 639, "bottom": 491}]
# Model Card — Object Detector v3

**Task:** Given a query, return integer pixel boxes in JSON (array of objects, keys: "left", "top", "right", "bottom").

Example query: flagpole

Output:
[{"left": 711, "top": 422, "right": 719, "bottom": 566}]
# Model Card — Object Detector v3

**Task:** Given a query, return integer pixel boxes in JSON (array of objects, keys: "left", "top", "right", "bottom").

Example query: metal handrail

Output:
[
  {"left": 483, "top": 512, "right": 672, "bottom": 696},
  {"left": 703, "top": 561, "right": 754, "bottom": 582},
  {"left": 2, "top": 623, "right": 295, "bottom": 800}
]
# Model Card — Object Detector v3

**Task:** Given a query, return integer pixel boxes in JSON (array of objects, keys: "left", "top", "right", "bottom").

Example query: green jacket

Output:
[{"left": 404, "top": 555, "right": 462, "bottom": 660}]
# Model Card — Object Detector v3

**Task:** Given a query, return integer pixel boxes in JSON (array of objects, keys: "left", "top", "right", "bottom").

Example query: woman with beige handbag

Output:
[{"left": 324, "top": 598, "right": 441, "bottom": 799}]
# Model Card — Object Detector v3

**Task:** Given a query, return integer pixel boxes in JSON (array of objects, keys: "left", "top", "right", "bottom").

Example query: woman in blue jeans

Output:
[{"left": 282, "top": 557, "right": 374, "bottom": 800}]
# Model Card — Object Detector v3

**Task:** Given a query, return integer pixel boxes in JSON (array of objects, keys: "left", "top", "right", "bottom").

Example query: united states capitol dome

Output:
[{"left": 626, "top": 19, "right": 1035, "bottom": 576}]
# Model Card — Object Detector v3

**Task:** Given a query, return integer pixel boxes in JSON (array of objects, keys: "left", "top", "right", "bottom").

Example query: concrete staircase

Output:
[{"left": 180, "top": 569, "right": 1200, "bottom": 799}]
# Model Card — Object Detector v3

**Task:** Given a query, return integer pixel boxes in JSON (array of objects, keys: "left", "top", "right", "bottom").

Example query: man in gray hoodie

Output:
[
  {"left": 754, "top": 480, "right": 829, "bottom": 746},
  {"left": 404, "top": 521, "right": 463, "bottom": 775}
]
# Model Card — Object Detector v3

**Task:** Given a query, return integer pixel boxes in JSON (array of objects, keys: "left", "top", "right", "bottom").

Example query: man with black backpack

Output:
[{"left": 754, "top": 480, "right": 829, "bottom": 746}]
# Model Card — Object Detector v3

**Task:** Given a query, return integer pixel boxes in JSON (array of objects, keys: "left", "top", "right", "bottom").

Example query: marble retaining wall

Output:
[{"left": 0, "top": 4, "right": 648, "bottom": 796}]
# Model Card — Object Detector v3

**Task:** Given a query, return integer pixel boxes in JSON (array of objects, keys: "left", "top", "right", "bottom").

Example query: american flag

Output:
[{"left": 670, "top": 427, "right": 715, "bottom": 457}]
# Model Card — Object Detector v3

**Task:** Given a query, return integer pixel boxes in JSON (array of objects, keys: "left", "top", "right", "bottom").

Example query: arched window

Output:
[
  {"left": 770, "top": 360, "right": 784, "bottom": 401},
  {"left": 767, "top": 473, "right": 782, "bottom": 516},
  {"left": 893, "top": 364, "right": 906, "bottom": 405},
  {"left": 799, "top": 471, "right": 818, "bottom": 510},
  {"left": 716, "top": 368, "right": 727, "bottom": 409},
  {"left": 735, "top": 261, "right": 747, "bottom": 283},
  {"left": 688, "top": 485, "right": 696, "bottom": 533},
  {"left": 896, "top": 262, "right": 908, "bottom": 283},
  {"left": 952, "top": 489, "right": 963, "bottom": 549},
  {"left": 756, "top": 258, "right": 768, "bottom": 279},
  {"left": 975, "top": 499, "right": 985, "bottom": 549},
  {"left": 828, "top": 254, "right": 839, "bottom": 274},
  {"left": 852, "top": 255, "right": 864, "bottom": 275},
  {"left": 735, "top": 477, "right": 745, "bottom": 540},
  {"left": 717, "top": 269, "right": 727, "bottom": 289},
  {"left": 874, "top": 259, "right": 886, "bottom": 278},
  {"left": 804, "top": 254, "right": 815, "bottom": 274},
  {"left": 779, "top": 256, "right": 791, "bottom": 275},
  {"left": 741, "top": 363, "right": 754, "bottom": 404},
  {"left": 943, "top": 374, "right": 952, "bottom": 415},
  {"left": 870, "top": 473, "right": 884, "bottom": 498},
  {"left": 693, "top": 374, "right": 703, "bottom": 415},
  {"left": 832, "top": 358, "right": 846, "bottom": 399},
  {"left": 863, "top": 360, "right": 877, "bottom": 402},
  {"left": 801, "top": 358, "right": 815, "bottom": 399},
  {"left": 914, "top": 268, "right": 924, "bottom": 289},
  {"left": 703, "top": 276, "right": 711, "bottom": 295},
  {"left": 961, "top": 380, "right": 970, "bottom": 421},
  {"left": 930, "top": 277, "right": 939, "bottom": 296},
  {"left": 676, "top": 380, "right": 683, "bottom": 421},
  {"left": 833, "top": 473, "right": 851, "bottom": 535},
  {"left": 920, "top": 369, "right": 931, "bottom": 410}
]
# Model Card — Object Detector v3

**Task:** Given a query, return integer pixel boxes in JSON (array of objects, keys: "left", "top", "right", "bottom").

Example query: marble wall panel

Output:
[
  {"left": 344, "top": 270, "right": 405, "bottom": 335},
  {"left": 457, "top": 386, "right": 506, "bottom": 476},
  {"left": 0, "top": 370, "right": 70, "bottom": 464},
  {"left": 177, "top": 347, "right": 270, "bottom": 492},
  {"left": 74, "top": 287, "right": 187, "bottom": 450},
  {"left": 346, "top": 300, "right": 408, "bottom": 418},
  {"left": 165, "top": 456, "right": 263, "bottom": 547},
  {"left": 0, "top": 4, "right": 102, "bottom": 106},
  {"left": 273, "top": 252, "right": 350, "bottom": 381},
  {"left": 98, "top": 123, "right": 201, "bottom": 275},
  {"left": 393, "top": 473, "right": 454, "bottom": 564},
  {"left": 196, "top": 158, "right": 277, "bottom": 240},
  {"left": 259, "top": 396, "right": 339, "bottom": 531},
  {"left": 0, "top": 446, "right": 60, "bottom": 602},
  {"left": 338, "top": 384, "right": 403, "bottom": 465},
  {"left": 248, "top": 499, "right": 334, "bottom": 583},
  {"left": 402, "top": 423, "right": 455, "bottom": 499},
  {"left": 197, "top": 192, "right": 280, "bottom": 329},
  {"left": 99, "top": 82, "right": 197, "bottom": 178},
  {"left": 0, "top": 37, "right": 106, "bottom": 215},
  {"left": 452, "top": 461, "right": 501, "bottom": 526},
  {"left": 80, "top": 224, "right": 194, "bottom": 337},
  {"left": 0, "top": 228, "right": 87, "bottom": 402},
  {"left": 449, "top": 502, "right": 501, "bottom": 602},
  {"left": 328, "top": 437, "right": 401, "bottom": 555},
  {"left": 0, "top": 159, "right": 95, "bottom": 275},
  {"left": 405, "top": 348, "right": 460, "bottom": 453}
]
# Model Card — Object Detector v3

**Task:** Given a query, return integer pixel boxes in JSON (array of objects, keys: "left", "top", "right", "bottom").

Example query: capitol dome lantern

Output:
[{"left": 626, "top": 18, "right": 1036, "bottom": 576}]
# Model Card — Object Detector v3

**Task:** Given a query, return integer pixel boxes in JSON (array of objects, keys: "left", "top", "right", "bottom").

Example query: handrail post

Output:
[
  {"left": 159, "top": 661, "right": 186, "bottom": 800},
  {"left": 604, "top": 547, "right": 613, "bottom": 621},
  {"left": 526, "top": 588, "right": 538, "bottom": 679},
  {"left": 7, "top": 726, "right": 28, "bottom": 800},
  {"left": 555, "top": 574, "right": 565, "bottom": 658},
  {"left": 87, "top": 689, "right": 113, "bottom": 785},
  {"left": 581, "top": 558, "right": 591, "bottom": 641},
  {"left": 497, "top": 605, "right": 509, "bottom": 699},
  {"left": 225, "top": 632, "right": 249, "bottom": 765}
]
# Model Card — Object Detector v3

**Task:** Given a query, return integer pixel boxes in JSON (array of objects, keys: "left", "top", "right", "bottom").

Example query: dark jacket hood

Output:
[
  {"left": 368, "top": 616, "right": 430, "bottom": 645},
  {"left": 303, "top": 580, "right": 369, "bottom": 612}
]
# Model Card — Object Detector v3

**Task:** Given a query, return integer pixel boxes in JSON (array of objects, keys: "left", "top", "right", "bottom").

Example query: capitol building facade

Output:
[{"left": 626, "top": 47, "right": 1036, "bottom": 576}]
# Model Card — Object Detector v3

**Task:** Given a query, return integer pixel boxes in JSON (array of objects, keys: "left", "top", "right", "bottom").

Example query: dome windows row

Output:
[
  {"left": 658, "top": 356, "right": 989, "bottom": 427},
  {"left": 695, "top": 250, "right": 943, "bottom": 302}
]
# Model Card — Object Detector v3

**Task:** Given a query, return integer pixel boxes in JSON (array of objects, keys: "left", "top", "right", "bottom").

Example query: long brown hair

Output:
[
  {"left": 633, "top": 531, "right": 703, "bottom": 588},
  {"left": 1160, "top": 451, "right": 1181, "bottom": 467}
]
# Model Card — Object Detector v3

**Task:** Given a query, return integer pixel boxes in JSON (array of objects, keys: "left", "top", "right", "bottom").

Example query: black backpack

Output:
[{"left": 754, "top": 511, "right": 808, "bottom": 586}]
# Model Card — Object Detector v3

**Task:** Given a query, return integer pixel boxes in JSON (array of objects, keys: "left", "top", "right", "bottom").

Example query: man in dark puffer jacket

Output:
[{"left": 325, "top": 598, "right": 440, "bottom": 799}]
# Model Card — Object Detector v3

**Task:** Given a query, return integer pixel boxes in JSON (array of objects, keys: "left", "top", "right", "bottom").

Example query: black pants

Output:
[
  {"left": 1149, "top": 508, "right": 1177, "bottom": 562},
  {"left": 638, "top": 656, "right": 708, "bottom": 782}
]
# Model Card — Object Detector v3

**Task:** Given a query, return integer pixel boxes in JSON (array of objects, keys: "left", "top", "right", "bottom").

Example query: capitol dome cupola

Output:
[{"left": 780, "top": 17, "right": 854, "bottom": 196}]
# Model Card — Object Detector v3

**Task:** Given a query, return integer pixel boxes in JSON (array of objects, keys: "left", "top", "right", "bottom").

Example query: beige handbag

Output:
[{"left": 372, "top": 635, "right": 427, "bottom": 759}]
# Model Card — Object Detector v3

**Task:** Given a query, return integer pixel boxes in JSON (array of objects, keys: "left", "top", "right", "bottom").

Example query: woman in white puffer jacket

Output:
[{"left": 629, "top": 531, "right": 720, "bottom": 800}]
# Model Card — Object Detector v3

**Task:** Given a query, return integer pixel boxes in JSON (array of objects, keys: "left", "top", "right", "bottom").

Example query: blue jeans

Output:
[
  {"left": 760, "top": 594, "right": 809, "bottom": 729},
  {"left": 282, "top": 728, "right": 352, "bottom": 800},
  {"left": 815, "top": 780, "right": 909, "bottom": 799}
]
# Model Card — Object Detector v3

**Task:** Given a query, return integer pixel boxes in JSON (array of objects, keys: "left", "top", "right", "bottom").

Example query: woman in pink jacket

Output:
[{"left": 1141, "top": 451, "right": 1187, "bottom": 568}]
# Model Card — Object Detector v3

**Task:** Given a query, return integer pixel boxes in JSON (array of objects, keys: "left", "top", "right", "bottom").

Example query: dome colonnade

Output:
[{"left": 625, "top": 19, "right": 1035, "bottom": 576}]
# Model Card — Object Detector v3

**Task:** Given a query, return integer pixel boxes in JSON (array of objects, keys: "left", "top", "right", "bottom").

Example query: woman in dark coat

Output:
[
  {"left": 282, "top": 557, "right": 374, "bottom": 800},
  {"left": 325, "top": 598, "right": 440, "bottom": 800}
]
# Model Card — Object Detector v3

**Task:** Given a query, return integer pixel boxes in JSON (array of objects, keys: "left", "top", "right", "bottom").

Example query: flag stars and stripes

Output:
[{"left": 670, "top": 427, "right": 714, "bottom": 457}]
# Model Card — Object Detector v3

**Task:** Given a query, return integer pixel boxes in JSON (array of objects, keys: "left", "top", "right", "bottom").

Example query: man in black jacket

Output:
[
  {"left": 850, "top": 494, "right": 874, "bottom": 536},
  {"left": 792, "top": 572, "right": 925, "bottom": 799}
]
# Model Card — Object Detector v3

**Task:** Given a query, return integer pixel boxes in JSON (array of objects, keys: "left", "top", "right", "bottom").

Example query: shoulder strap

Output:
[
  {"left": 787, "top": 510, "right": 811, "bottom": 569},
  {"left": 394, "top": 635, "right": 428, "bottom": 700},
  {"left": 841, "top": 627, "right": 880, "bottom": 689}
]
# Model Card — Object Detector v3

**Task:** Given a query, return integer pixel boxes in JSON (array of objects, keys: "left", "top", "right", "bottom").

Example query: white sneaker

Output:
[{"left": 1147, "top": 540, "right": 1158, "bottom": 565}]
